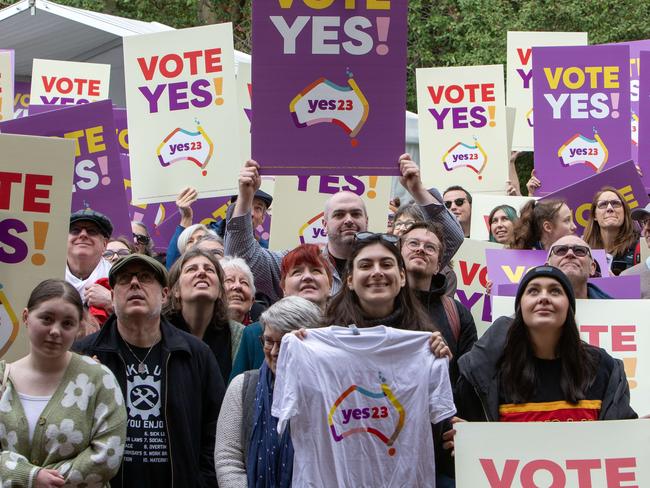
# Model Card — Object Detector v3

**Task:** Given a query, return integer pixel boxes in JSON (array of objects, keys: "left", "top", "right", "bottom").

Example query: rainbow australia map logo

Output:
[
  {"left": 290, "top": 70, "right": 369, "bottom": 147},
  {"left": 156, "top": 119, "right": 214, "bottom": 176},
  {"left": 557, "top": 127, "right": 608, "bottom": 172},
  {"left": 442, "top": 136, "right": 488, "bottom": 180},
  {"left": 0, "top": 284, "right": 19, "bottom": 357},
  {"left": 328, "top": 372, "right": 405, "bottom": 456}
]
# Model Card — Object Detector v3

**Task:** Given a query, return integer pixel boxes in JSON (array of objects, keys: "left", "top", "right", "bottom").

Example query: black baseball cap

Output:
[
  {"left": 70, "top": 209, "right": 113, "bottom": 238},
  {"left": 109, "top": 254, "right": 168, "bottom": 288}
]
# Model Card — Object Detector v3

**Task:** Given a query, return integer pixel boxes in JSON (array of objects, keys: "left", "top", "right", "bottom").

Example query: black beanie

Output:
[{"left": 514, "top": 265, "right": 576, "bottom": 311}]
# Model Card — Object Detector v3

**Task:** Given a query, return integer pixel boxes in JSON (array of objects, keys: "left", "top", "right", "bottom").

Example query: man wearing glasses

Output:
[
  {"left": 443, "top": 186, "right": 472, "bottom": 238},
  {"left": 74, "top": 254, "right": 224, "bottom": 488},
  {"left": 546, "top": 235, "right": 611, "bottom": 299},
  {"left": 621, "top": 204, "right": 650, "bottom": 298},
  {"left": 66, "top": 208, "right": 114, "bottom": 314},
  {"left": 225, "top": 156, "right": 463, "bottom": 303}
]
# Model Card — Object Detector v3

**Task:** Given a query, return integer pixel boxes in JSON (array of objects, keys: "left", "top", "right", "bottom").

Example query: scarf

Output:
[
  {"left": 65, "top": 258, "right": 112, "bottom": 301},
  {"left": 246, "top": 362, "right": 294, "bottom": 488}
]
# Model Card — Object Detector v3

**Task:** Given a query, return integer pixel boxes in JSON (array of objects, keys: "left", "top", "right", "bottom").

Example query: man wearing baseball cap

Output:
[
  {"left": 620, "top": 203, "right": 650, "bottom": 298},
  {"left": 66, "top": 208, "right": 114, "bottom": 315},
  {"left": 74, "top": 254, "right": 225, "bottom": 487}
]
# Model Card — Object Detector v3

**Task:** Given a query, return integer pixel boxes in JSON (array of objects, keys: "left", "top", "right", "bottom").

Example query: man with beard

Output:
[{"left": 224, "top": 156, "right": 464, "bottom": 302}]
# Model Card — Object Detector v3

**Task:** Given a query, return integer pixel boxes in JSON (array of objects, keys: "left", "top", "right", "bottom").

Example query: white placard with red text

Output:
[
  {"left": 456, "top": 420, "right": 650, "bottom": 487},
  {"left": 30, "top": 59, "right": 110, "bottom": 106}
]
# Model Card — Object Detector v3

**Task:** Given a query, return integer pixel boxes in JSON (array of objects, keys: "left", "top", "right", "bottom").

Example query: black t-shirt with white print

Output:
[{"left": 119, "top": 337, "right": 171, "bottom": 487}]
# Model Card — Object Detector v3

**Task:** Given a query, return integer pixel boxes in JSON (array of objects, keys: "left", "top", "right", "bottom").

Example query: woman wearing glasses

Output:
[
  {"left": 584, "top": 187, "right": 640, "bottom": 275},
  {"left": 0, "top": 280, "right": 126, "bottom": 486},
  {"left": 215, "top": 296, "right": 322, "bottom": 488},
  {"left": 104, "top": 237, "right": 134, "bottom": 264},
  {"left": 164, "top": 248, "right": 244, "bottom": 384},
  {"left": 511, "top": 199, "right": 577, "bottom": 250},
  {"left": 131, "top": 221, "right": 155, "bottom": 256}
]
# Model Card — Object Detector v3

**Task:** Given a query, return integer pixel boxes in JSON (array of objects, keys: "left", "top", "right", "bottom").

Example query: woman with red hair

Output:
[{"left": 229, "top": 244, "right": 332, "bottom": 380}]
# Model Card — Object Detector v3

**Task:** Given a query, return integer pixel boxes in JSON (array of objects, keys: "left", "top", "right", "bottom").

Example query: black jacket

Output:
[
  {"left": 73, "top": 315, "right": 226, "bottom": 488},
  {"left": 416, "top": 272, "right": 478, "bottom": 384},
  {"left": 455, "top": 316, "right": 637, "bottom": 421}
]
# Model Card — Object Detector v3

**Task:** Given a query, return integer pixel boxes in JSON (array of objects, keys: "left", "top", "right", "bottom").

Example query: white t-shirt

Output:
[
  {"left": 272, "top": 325, "right": 456, "bottom": 488},
  {"left": 18, "top": 392, "right": 52, "bottom": 442}
]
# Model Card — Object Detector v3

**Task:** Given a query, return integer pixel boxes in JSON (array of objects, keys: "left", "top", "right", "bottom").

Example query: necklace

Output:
[{"left": 122, "top": 337, "right": 160, "bottom": 374}]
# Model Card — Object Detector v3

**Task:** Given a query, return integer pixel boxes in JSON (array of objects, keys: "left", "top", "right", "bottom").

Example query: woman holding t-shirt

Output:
[
  {"left": 453, "top": 266, "right": 636, "bottom": 423},
  {"left": 0, "top": 279, "right": 126, "bottom": 486}
]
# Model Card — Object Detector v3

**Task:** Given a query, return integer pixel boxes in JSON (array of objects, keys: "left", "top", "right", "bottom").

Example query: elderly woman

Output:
[
  {"left": 229, "top": 243, "right": 332, "bottom": 380},
  {"left": 166, "top": 222, "right": 217, "bottom": 269},
  {"left": 214, "top": 296, "right": 322, "bottom": 488},
  {"left": 165, "top": 248, "right": 244, "bottom": 383},
  {"left": 220, "top": 256, "right": 259, "bottom": 325},
  {"left": 193, "top": 234, "right": 225, "bottom": 260},
  {"left": 584, "top": 186, "right": 640, "bottom": 275}
]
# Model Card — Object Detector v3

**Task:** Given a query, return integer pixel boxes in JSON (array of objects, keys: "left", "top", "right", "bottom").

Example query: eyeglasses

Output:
[
  {"left": 355, "top": 232, "right": 400, "bottom": 246},
  {"left": 596, "top": 199, "right": 623, "bottom": 210},
  {"left": 70, "top": 226, "right": 101, "bottom": 237},
  {"left": 259, "top": 335, "right": 282, "bottom": 351},
  {"left": 444, "top": 198, "right": 466, "bottom": 209},
  {"left": 393, "top": 219, "right": 416, "bottom": 230},
  {"left": 133, "top": 233, "right": 151, "bottom": 245},
  {"left": 103, "top": 249, "right": 131, "bottom": 259},
  {"left": 114, "top": 270, "right": 156, "bottom": 286},
  {"left": 404, "top": 238, "right": 438, "bottom": 255},
  {"left": 550, "top": 244, "right": 591, "bottom": 258}
]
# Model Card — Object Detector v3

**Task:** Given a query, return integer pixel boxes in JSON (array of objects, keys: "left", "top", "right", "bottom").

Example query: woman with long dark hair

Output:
[
  {"left": 165, "top": 248, "right": 244, "bottom": 384},
  {"left": 326, "top": 232, "right": 436, "bottom": 331},
  {"left": 583, "top": 186, "right": 640, "bottom": 275},
  {"left": 454, "top": 266, "right": 636, "bottom": 422},
  {"left": 511, "top": 199, "right": 576, "bottom": 250}
]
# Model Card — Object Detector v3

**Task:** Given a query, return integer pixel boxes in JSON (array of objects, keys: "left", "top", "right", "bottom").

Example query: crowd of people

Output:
[{"left": 1, "top": 152, "right": 647, "bottom": 487}]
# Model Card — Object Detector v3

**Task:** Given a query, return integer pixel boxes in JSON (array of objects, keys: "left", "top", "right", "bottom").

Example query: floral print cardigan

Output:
[{"left": 0, "top": 353, "right": 127, "bottom": 487}]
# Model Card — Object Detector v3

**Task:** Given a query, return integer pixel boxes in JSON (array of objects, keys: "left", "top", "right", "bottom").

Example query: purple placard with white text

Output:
[
  {"left": 532, "top": 45, "right": 631, "bottom": 195},
  {"left": 252, "top": 1, "right": 408, "bottom": 176},
  {"left": 637, "top": 50, "right": 650, "bottom": 190},
  {"left": 13, "top": 81, "right": 30, "bottom": 118},
  {"left": 496, "top": 274, "right": 641, "bottom": 299},
  {"left": 540, "top": 160, "right": 649, "bottom": 236},
  {"left": 0, "top": 100, "right": 131, "bottom": 237},
  {"left": 486, "top": 248, "right": 610, "bottom": 288}
]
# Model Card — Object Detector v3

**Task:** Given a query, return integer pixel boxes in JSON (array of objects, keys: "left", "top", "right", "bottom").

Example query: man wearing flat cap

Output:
[
  {"left": 66, "top": 208, "right": 114, "bottom": 315},
  {"left": 74, "top": 254, "right": 225, "bottom": 488}
]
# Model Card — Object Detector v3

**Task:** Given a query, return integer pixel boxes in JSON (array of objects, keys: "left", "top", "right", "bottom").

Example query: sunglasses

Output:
[
  {"left": 70, "top": 225, "right": 101, "bottom": 237},
  {"left": 355, "top": 232, "right": 400, "bottom": 246},
  {"left": 444, "top": 198, "right": 466, "bottom": 209},
  {"left": 103, "top": 249, "right": 131, "bottom": 259},
  {"left": 133, "top": 233, "right": 151, "bottom": 245},
  {"left": 550, "top": 244, "right": 591, "bottom": 258},
  {"left": 596, "top": 199, "right": 623, "bottom": 210}
]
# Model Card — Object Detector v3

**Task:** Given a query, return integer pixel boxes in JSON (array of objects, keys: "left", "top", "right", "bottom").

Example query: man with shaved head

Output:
[
  {"left": 224, "top": 157, "right": 464, "bottom": 302},
  {"left": 546, "top": 234, "right": 611, "bottom": 299}
]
